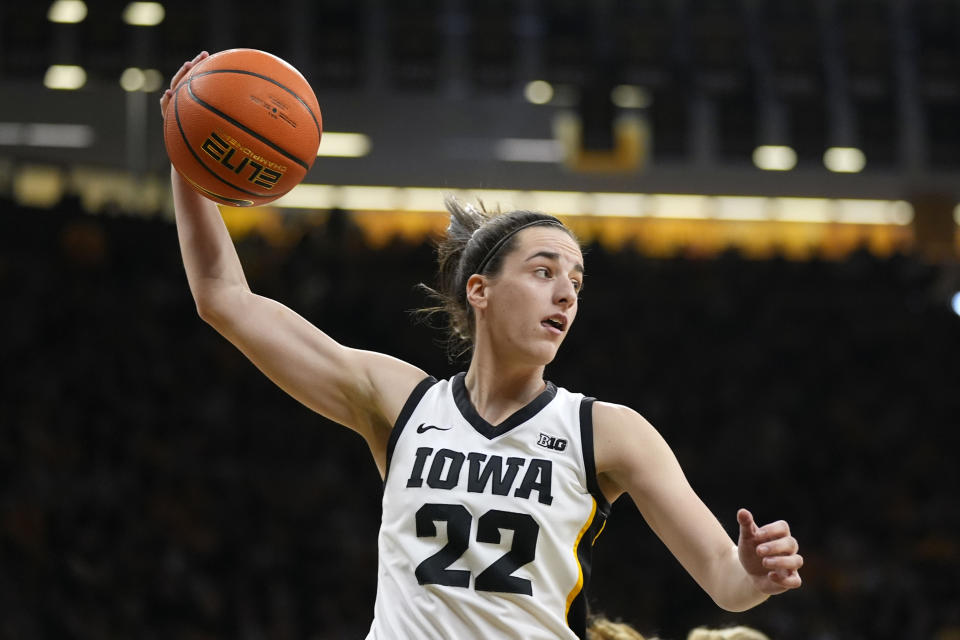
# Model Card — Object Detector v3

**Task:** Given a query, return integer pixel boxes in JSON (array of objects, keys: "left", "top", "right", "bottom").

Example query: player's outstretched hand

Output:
[
  {"left": 736, "top": 508, "right": 803, "bottom": 595},
  {"left": 160, "top": 51, "right": 208, "bottom": 120}
]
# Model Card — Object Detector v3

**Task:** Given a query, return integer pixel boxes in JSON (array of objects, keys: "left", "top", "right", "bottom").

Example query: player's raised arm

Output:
[
  {"left": 592, "top": 402, "right": 802, "bottom": 612},
  {"left": 161, "top": 53, "right": 426, "bottom": 469}
]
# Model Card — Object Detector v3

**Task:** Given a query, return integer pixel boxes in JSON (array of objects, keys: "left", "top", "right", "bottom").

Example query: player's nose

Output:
[{"left": 554, "top": 278, "right": 577, "bottom": 307}]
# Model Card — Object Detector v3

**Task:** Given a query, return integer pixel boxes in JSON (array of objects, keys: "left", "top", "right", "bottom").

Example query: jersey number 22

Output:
[{"left": 415, "top": 503, "right": 539, "bottom": 596}]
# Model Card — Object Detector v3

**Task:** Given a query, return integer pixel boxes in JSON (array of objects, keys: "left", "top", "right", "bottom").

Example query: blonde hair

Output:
[
  {"left": 686, "top": 626, "right": 771, "bottom": 640},
  {"left": 587, "top": 616, "right": 647, "bottom": 640}
]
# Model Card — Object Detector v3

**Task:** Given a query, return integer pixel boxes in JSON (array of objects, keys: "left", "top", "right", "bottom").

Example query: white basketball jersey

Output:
[{"left": 365, "top": 373, "right": 611, "bottom": 640}]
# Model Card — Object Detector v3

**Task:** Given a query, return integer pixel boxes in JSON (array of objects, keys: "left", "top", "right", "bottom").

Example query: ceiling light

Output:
[
  {"left": 714, "top": 196, "right": 768, "bottom": 221},
  {"left": 123, "top": 2, "right": 165, "bottom": 26},
  {"left": 775, "top": 198, "right": 831, "bottom": 223},
  {"left": 524, "top": 80, "right": 554, "bottom": 105},
  {"left": 835, "top": 199, "right": 900, "bottom": 225},
  {"left": 48, "top": 0, "right": 87, "bottom": 23},
  {"left": 610, "top": 85, "right": 651, "bottom": 109},
  {"left": 120, "top": 68, "right": 145, "bottom": 92},
  {"left": 23, "top": 124, "right": 94, "bottom": 148},
  {"left": 142, "top": 69, "right": 164, "bottom": 92},
  {"left": 753, "top": 145, "right": 797, "bottom": 171},
  {"left": 824, "top": 147, "right": 866, "bottom": 173},
  {"left": 651, "top": 194, "right": 709, "bottom": 219},
  {"left": 593, "top": 192, "right": 645, "bottom": 217},
  {"left": 890, "top": 201, "right": 913, "bottom": 225},
  {"left": 44, "top": 65, "right": 87, "bottom": 90},
  {"left": 316, "top": 132, "right": 371, "bottom": 157},
  {"left": 0, "top": 123, "right": 93, "bottom": 148}
]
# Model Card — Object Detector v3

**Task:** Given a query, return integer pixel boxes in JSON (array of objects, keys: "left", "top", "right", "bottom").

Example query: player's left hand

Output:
[{"left": 736, "top": 508, "right": 803, "bottom": 595}]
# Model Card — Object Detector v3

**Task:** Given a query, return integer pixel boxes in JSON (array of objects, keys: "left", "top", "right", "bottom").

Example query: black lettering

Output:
[
  {"left": 231, "top": 156, "right": 249, "bottom": 174},
  {"left": 467, "top": 453, "right": 525, "bottom": 496},
  {"left": 474, "top": 509, "right": 538, "bottom": 595},
  {"left": 201, "top": 132, "right": 228, "bottom": 161},
  {"left": 514, "top": 459, "right": 553, "bottom": 505},
  {"left": 414, "top": 503, "right": 471, "bottom": 588},
  {"left": 415, "top": 504, "right": 540, "bottom": 595},
  {"left": 221, "top": 147, "right": 238, "bottom": 170},
  {"left": 253, "top": 167, "right": 282, "bottom": 189},
  {"left": 427, "top": 449, "right": 465, "bottom": 490},
  {"left": 406, "top": 447, "right": 433, "bottom": 488},
  {"left": 246, "top": 160, "right": 264, "bottom": 183},
  {"left": 537, "top": 433, "right": 568, "bottom": 451}
]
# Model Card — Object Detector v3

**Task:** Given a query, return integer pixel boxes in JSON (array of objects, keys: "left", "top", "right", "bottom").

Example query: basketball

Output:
[{"left": 163, "top": 48, "right": 322, "bottom": 207}]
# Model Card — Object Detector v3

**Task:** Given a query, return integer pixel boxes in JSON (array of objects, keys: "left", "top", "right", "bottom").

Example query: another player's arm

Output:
[{"left": 592, "top": 402, "right": 802, "bottom": 612}]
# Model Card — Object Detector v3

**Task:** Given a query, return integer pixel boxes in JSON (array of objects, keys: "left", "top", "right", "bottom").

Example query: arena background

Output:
[{"left": 1, "top": 1, "right": 959, "bottom": 639}]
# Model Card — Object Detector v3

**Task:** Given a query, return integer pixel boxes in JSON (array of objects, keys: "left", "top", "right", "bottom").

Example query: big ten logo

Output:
[
  {"left": 201, "top": 132, "right": 286, "bottom": 190},
  {"left": 537, "top": 433, "right": 567, "bottom": 451}
]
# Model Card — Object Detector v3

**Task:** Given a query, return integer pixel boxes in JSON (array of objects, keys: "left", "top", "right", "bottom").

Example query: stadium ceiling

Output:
[{"left": 3, "top": 0, "right": 960, "bottom": 202}]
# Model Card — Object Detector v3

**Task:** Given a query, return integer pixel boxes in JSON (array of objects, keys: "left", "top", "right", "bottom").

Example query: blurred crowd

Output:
[{"left": 0, "top": 197, "right": 957, "bottom": 639}]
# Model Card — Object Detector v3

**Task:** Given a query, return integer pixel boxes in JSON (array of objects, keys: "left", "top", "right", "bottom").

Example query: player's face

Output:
[{"left": 481, "top": 226, "right": 584, "bottom": 366}]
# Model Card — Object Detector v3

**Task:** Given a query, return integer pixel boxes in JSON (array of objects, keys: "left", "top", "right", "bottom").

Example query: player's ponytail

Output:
[{"left": 417, "top": 194, "right": 572, "bottom": 360}]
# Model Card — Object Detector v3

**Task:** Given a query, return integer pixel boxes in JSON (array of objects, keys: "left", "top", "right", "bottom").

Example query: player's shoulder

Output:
[
  {"left": 590, "top": 400, "right": 663, "bottom": 453},
  {"left": 591, "top": 400, "right": 652, "bottom": 428},
  {"left": 590, "top": 399, "right": 675, "bottom": 483},
  {"left": 546, "top": 386, "right": 651, "bottom": 432}
]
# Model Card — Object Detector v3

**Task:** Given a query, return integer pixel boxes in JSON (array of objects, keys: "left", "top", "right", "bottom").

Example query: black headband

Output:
[{"left": 473, "top": 218, "right": 565, "bottom": 276}]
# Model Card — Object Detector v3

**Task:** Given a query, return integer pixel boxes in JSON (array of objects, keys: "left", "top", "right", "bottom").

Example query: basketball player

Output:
[{"left": 162, "top": 53, "right": 803, "bottom": 640}]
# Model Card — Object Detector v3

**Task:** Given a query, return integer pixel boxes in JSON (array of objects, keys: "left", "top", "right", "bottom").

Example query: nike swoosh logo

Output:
[{"left": 416, "top": 423, "right": 452, "bottom": 434}]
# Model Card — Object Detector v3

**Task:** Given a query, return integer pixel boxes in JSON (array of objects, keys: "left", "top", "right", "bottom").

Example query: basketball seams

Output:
[
  {"left": 186, "top": 78, "right": 311, "bottom": 171},
  {"left": 164, "top": 48, "right": 322, "bottom": 207},
  {"left": 189, "top": 68, "right": 322, "bottom": 141},
  {"left": 173, "top": 84, "right": 277, "bottom": 204}
]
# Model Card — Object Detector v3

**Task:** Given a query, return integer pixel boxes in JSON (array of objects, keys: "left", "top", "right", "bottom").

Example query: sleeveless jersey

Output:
[{"left": 365, "top": 372, "right": 611, "bottom": 640}]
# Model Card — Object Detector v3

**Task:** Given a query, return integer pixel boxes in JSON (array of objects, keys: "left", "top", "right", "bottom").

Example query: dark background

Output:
[
  {"left": 3, "top": 0, "right": 960, "bottom": 639},
  {"left": 1, "top": 197, "right": 957, "bottom": 639}
]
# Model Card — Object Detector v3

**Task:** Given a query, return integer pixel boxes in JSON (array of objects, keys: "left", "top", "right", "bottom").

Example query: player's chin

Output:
[{"left": 533, "top": 338, "right": 564, "bottom": 364}]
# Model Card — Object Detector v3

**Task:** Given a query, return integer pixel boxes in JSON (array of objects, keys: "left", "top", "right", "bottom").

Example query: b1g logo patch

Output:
[
  {"left": 537, "top": 433, "right": 567, "bottom": 451},
  {"left": 201, "top": 131, "right": 286, "bottom": 189}
]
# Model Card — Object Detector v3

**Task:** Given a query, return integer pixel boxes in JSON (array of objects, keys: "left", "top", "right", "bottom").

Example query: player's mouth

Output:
[{"left": 541, "top": 314, "right": 567, "bottom": 335}]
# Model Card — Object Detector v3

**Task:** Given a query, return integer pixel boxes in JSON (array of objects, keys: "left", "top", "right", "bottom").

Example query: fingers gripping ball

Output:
[{"left": 163, "top": 49, "right": 322, "bottom": 206}]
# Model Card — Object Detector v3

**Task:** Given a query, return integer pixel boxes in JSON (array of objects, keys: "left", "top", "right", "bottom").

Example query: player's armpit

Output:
[{"left": 203, "top": 288, "right": 428, "bottom": 444}]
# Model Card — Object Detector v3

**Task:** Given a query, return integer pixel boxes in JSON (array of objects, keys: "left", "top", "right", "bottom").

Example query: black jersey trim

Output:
[
  {"left": 580, "top": 398, "right": 612, "bottom": 517},
  {"left": 566, "top": 504, "right": 607, "bottom": 639},
  {"left": 384, "top": 375, "right": 438, "bottom": 485},
  {"left": 452, "top": 371, "right": 558, "bottom": 440}
]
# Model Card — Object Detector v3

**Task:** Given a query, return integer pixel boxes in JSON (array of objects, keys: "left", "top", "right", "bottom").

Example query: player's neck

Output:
[{"left": 463, "top": 358, "right": 546, "bottom": 427}]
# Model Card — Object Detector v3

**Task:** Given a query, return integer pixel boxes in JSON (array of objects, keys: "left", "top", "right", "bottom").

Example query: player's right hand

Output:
[{"left": 160, "top": 51, "right": 209, "bottom": 121}]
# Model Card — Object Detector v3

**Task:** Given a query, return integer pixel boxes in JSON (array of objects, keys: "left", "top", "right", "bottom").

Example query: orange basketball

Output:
[{"left": 163, "top": 48, "right": 322, "bottom": 207}]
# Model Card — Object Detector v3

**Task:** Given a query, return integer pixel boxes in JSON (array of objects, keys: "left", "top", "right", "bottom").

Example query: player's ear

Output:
[{"left": 465, "top": 274, "right": 488, "bottom": 311}]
